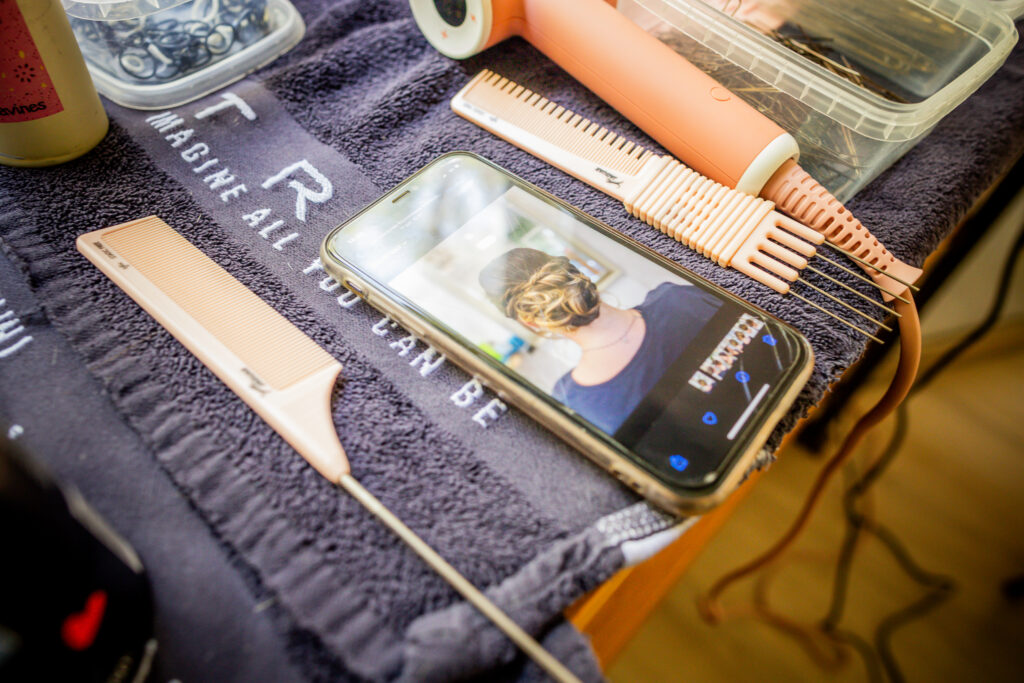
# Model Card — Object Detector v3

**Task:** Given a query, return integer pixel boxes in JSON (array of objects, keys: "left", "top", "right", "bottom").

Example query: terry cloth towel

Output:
[{"left": 1, "top": 1, "right": 1023, "bottom": 680}]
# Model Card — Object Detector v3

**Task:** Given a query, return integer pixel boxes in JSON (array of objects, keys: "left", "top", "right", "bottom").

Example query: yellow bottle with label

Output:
[{"left": 0, "top": 0, "right": 108, "bottom": 167}]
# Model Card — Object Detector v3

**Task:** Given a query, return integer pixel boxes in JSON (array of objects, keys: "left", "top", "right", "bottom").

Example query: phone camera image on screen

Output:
[{"left": 325, "top": 154, "right": 809, "bottom": 494}]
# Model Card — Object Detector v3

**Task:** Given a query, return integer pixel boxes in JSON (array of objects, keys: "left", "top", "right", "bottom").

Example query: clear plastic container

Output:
[
  {"left": 63, "top": 0, "right": 304, "bottom": 110},
  {"left": 988, "top": 0, "right": 1024, "bottom": 20},
  {"left": 618, "top": 0, "right": 1018, "bottom": 201}
]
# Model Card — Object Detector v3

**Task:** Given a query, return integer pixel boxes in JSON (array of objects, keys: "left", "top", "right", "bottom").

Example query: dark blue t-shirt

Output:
[{"left": 552, "top": 282, "right": 721, "bottom": 434}]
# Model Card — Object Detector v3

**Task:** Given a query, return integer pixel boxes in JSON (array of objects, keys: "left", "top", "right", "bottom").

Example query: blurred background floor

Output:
[{"left": 607, "top": 188, "right": 1024, "bottom": 682}]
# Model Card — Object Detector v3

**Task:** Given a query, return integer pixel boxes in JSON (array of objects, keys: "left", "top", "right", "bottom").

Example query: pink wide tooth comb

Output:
[{"left": 453, "top": 70, "right": 896, "bottom": 341}]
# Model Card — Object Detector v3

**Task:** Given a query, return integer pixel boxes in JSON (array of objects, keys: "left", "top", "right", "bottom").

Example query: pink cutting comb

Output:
[{"left": 453, "top": 70, "right": 899, "bottom": 341}]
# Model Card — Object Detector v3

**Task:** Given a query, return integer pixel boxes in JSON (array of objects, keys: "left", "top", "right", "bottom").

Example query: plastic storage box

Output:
[
  {"left": 988, "top": 0, "right": 1024, "bottom": 20},
  {"left": 618, "top": 0, "right": 1018, "bottom": 201},
  {"left": 63, "top": 0, "right": 304, "bottom": 109}
]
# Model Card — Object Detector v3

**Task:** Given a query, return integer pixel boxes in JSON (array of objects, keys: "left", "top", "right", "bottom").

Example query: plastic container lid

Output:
[
  {"left": 632, "top": 0, "right": 1018, "bottom": 143},
  {"left": 63, "top": 0, "right": 192, "bottom": 22},
  {"left": 988, "top": 0, "right": 1024, "bottom": 20}
]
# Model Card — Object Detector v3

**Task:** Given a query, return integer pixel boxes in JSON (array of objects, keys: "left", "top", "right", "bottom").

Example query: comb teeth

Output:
[
  {"left": 100, "top": 217, "right": 336, "bottom": 390},
  {"left": 453, "top": 71, "right": 896, "bottom": 342},
  {"left": 462, "top": 69, "right": 654, "bottom": 175}
]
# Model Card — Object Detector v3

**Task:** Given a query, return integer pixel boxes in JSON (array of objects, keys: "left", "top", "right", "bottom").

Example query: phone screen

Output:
[{"left": 324, "top": 154, "right": 808, "bottom": 490}]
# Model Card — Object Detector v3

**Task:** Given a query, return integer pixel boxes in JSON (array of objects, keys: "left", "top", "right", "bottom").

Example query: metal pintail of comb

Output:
[
  {"left": 788, "top": 291, "right": 884, "bottom": 343},
  {"left": 795, "top": 278, "right": 893, "bottom": 332},
  {"left": 452, "top": 69, "right": 904, "bottom": 344},
  {"left": 803, "top": 263, "right": 902, "bottom": 316},
  {"left": 819, "top": 240, "right": 921, "bottom": 292}
]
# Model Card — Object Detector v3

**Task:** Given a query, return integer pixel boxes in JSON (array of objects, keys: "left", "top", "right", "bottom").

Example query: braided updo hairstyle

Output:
[{"left": 478, "top": 248, "right": 601, "bottom": 332}]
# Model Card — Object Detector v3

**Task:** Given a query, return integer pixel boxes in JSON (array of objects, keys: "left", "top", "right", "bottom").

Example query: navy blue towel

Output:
[{"left": 1, "top": 2, "right": 1022, "bottom": 680}]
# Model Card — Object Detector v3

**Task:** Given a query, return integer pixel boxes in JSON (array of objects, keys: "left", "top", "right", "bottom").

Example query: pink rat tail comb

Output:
[
  {"left": 453, "top": 70, "right": 910, "bottom": 342},
  {"left": 761, "top": 159, "right": 922, "bottom": 300},
  {"left": 77, "top": 216, "right": 583, "bottom": 683}
]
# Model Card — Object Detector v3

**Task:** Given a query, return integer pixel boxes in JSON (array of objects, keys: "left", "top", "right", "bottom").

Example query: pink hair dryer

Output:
[
  {"left": 409, "top": 0, "right": 921, "bottom": 297},
  {"left": 410, "top": 0, "right": 796, "bottom": 195}
]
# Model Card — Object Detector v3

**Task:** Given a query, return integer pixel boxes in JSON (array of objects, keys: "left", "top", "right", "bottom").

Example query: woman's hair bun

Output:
[{"left": 479, "top": 248, "right": 600, "bottom": 331}]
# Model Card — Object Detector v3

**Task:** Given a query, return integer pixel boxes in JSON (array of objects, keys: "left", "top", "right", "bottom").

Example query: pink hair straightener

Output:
[{"left": 409, "top": 0, "right": 922, "bottom": 299}]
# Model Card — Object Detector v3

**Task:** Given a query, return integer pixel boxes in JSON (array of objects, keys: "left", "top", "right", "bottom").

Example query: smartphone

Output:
[{"left": 321, "top": 152, "right": 813, "bottom": 514}]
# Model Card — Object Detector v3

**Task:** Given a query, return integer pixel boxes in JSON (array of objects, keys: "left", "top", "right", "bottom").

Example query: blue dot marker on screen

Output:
[
  {"left": 735, "top": 370, "right": 750, "bottom": 383},
  {"left": 762, "top": 334, "right": 777, "bottom": 346},
  {"left": 702, "top": 411, "right": 718, "bottom": 425},
  {"left": 669, "top": 454, "right": 689, "bottom": 472}
]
